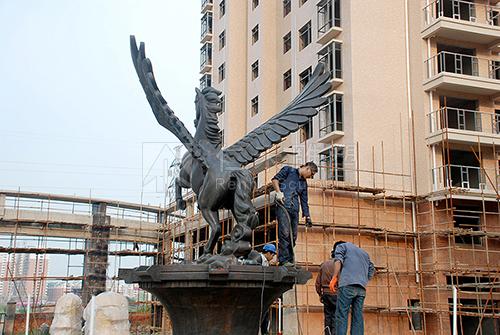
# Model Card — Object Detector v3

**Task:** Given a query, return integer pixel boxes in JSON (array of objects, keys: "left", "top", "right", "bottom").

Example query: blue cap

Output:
[{"left": 262, "top": 244, "right": 276, "bottom": 254}]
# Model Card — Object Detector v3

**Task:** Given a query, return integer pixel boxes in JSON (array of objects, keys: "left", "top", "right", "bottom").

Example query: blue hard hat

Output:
[{"left": 262, "top": 244, "right": 276, "bottom": 254}]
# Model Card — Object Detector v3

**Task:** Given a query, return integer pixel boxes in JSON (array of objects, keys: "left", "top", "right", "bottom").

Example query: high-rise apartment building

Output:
[
  {"left": 197, "top": 0, "right": 500, "bottom": 334},
  {"left": 0, "top": 253, "right": 50, "bottom": 303}
]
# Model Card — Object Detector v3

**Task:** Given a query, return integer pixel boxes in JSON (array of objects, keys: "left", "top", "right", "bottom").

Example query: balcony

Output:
[
  {"left": 201, "top": 12, "right": 213, "bottom": 43},
  {"left": 422, "top": 0, "right": 500, "bottom": 51},
  {"left": 424, "top": 51, "right": 500, "bottom": 99},
  {"left": 200, "top": 43, "right": 212, "bottom": 74},
  {"left": 431, "top": 164, "right": 498, "bottom": 198},
  {"left": 316, "top": 0, "right": 341, "bottom": 45},
  {"left": 201, "top": 0, "right": 213, "bottom": 14},
  {"left": 318, "top": 93, "right": 344, "bottom": 143},
  {"left": 318, "top": 41, "right": 343, "bottom": 89},
  {"left": 427, "top": 107, "right": 500, "bottom": 146}
]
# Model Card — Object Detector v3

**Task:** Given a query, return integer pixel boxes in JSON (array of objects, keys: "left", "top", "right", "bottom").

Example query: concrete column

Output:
[
  {"left": 3, "top": 299, "right": 17, "bottom": 335},
  {"left": 0, "top": 193, "right": 6, "bottom": 218},
  {"left": 83, "top": 203, "right": 110, "bottom": 304}
]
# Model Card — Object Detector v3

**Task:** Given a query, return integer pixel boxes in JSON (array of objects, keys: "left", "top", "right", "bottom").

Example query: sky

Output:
[{"left": 0, "top": 0, "right": 201, "bottom": 207}]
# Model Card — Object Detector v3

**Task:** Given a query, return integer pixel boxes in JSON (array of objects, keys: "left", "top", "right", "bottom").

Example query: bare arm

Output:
[
  {"left": 272, "top": 179, "right": 281, "bottom": 193},
  {"left": 332, "top": 260, "right": 342, "bottom": 278}
]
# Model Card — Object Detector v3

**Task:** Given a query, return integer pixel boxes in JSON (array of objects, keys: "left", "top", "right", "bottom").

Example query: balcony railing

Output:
[
  {"left": 318, "top": 42, "right": 342, "bottom": 80},
  {"left": 429, "top": 107, "right": 500, "bottom": 134},
  {"left": 201, "top": 0, "right": 213, "bottom": 11},
  {"left": 319, "top": 94, "right": 343, "bottom": 138},
  {"left": 317, "top": 0, "right": 341, "bottom": 40},
  {"left": 201, "top": 12, "right": 213, "bottom": 42},
  {"left": 423, "top": 0, "right": 500, "bottom": 26},
  {"left": 432, "top": 164, "right": 491, "bottom": 191},
  {"left": 425, "top": 51, "right": 500, "bottom": 80}
]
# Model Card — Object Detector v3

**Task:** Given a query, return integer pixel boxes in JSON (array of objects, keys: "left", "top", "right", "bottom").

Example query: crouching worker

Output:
[{"left": 259, "top": 243, "right": 276, "bottom": 335}]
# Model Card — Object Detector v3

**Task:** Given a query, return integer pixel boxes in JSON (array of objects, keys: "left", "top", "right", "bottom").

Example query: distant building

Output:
[{"left": 0, "top": 253, "right": 50, "bottom": 303}]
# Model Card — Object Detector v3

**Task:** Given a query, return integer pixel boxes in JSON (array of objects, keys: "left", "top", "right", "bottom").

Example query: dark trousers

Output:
[
  {"left": 323, "top": 294, "right": 337, "bottom": 335},
  {"left": 276, "top": 205, "right": 299, "bottom": 265},
  {"left": 260, "top": 309, "right": 270, "bottom": 334}
]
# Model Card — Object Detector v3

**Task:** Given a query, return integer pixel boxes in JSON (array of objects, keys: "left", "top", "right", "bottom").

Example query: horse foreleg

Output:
[{"left": 175, "top": 177, "right": 187, "bottom": 210}]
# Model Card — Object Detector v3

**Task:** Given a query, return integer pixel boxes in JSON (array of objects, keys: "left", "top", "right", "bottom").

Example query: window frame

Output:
[
  {"left": 299, "top": 21, "right": 312, "bottom": 51},
  {"left": 200, "top": 74, "right": 212, "bottom": 89},
  {"left": 219, "top": 30, "right": 226, "bottom": 50},
  {"left": 219, "top": 0, "right": 226, "bottom": 18},
  {"left": 319, "top": 147, "right": 345, "bottom": 181},
  {"left": 252, "top": 24, "right": 259, "bottom": 44},
  {"left": 218, "top": 63, "right": 225, "bottom": 83},
  {"left": 252, "top": 60, "right": 259, "bottom": 81},
  {"left": 283, "top": 0, "right": 291, "bottom": 17},
  {"left": 299, "top": 67, "right": 312, "bottom": 91},
  {"left": 251, "top": 96, "right": 259, "bottom": 116},
  {"left": 283, "top": 32, "right": 291, "bottom": 54},
  {"left": 283, "top": 69, "right": 292, "bottom": 90}
]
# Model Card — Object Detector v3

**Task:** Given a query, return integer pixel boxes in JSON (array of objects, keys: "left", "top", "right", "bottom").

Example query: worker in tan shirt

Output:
[{"left": 316, "top": 249, "right": 337, "bottom": 335}]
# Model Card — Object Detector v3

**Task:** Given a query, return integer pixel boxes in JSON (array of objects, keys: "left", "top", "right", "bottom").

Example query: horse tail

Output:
[{"left": 231, "top": 169, "right": 258, "bottom": 230}]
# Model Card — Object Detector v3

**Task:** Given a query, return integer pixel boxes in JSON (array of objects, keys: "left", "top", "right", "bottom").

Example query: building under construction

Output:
[
  {"left": 1, "top": 134, "right": 500, "bottom": 334},
  {"left": 2, "top": 0, "right": 500, "bottom": 334}
]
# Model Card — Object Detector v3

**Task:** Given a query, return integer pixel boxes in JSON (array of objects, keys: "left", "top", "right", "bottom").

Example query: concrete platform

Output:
[{"left": 119, "top": 264, "right": 312, "bottom": 335}]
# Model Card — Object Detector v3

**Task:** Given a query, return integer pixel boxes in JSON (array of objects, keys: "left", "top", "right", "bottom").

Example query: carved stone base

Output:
[{"left": 119, "top": 264, "right": 312, "bottom": 335}]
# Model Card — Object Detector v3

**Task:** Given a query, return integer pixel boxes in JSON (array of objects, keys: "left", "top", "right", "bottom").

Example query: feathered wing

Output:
[
  {"left": 223, "top": 63, "right": 332, "bottom": 166},
  {"left": 130, "top": 36, "right": 204, "bottom": 161}
]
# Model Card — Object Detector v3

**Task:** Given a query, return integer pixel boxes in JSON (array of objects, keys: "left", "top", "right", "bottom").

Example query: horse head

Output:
[{"left": 194, "top": 87, "right": 223, "bottom": 147}]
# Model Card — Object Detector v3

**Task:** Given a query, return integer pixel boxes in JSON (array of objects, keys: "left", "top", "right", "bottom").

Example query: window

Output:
[
  {"left": 218, "top": 63, "right": 225, "bottom": 83},
  {"left": 218, "top": 95, "right": 225, "bottom": 115},
  {"left": 299, "top": 0, "right": 308, "bottom": 6},
  {"left": 318, "top": 41, "right": 342, "bottom": 79},
  {"left": 200, "top": 74, "right": 212, "bottom": 89},
  {"left": 251, "top": 60, "right": 259, "bottom": 80},
  {"left": 252, "top": 24, "right": 259, "bottom": 44},
  {"left": 219, "top": 0, "right": 226, "bottom": 18},
  {"left": 252, "top": 0, "right": 259, "bottom": 10},
  {"left": 201, "top": 12, "right": 213, "bottom": 40},
  {"left": 436, "top": 43, "right": 476, "bottom": 76},
  {"left": 454, "top": 205, "right": 481, "bottom": 245},
  {"left": 408, "top": 300, "right": 423, "bottom": 331},
  {"left": 200, "top": 43, "right": 212, "bottom": 70},
  {"left": 319, "top": 147, "right": 344, "bottom": 181},
  {"left": 300, "top": 117, "right": 313, "bottom": 142},
  {"left": 283, "top": 0, "right": 291, "bottom": 17},
  {"left": 219, "top": 30, "right": 226, "bottom": 50},
  {"left": 444, "top": 150, "right": 482, "bottom": 189},
  {"left": 220, "top": 129, "right": 224, "bottom": 147},
  {"left": 283, "top": 32, "right": 291, "bottom": 53},
  {"left": 317, "top": 0, "right": 341, "bottom": 36},
  {"left": 495, "top": 109, "right": 500, "bottom": 134},
  {"left": 299, "top": 21, "right": 312, "bottom": 51},
  {"left": 319, "top": 94, "right": 343, "bottom": 137},
  {"left": 251, "top": 96, "right": 259, "bottom": 116},
  {"left": 283, "top": 69, "right": 292, "bottom": 90},
  {"left": 299, "top": 67, "right": 312, "bottom": 91},
  {"left": 438, "top": 96, "right": 478, "bottom": 132}
]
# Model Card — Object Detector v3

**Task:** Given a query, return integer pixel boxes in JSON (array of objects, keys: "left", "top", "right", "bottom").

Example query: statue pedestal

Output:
[{"left": 119, "top": 264, "right": 312, "bottom": 335}]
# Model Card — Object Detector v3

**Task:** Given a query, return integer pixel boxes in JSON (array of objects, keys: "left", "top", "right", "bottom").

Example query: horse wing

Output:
[
  {"left": 223, "top": 62, "right": 332, "bottom": 166},
  {"left": 130, "top": 36, "right": 204, "bottom": 162}
]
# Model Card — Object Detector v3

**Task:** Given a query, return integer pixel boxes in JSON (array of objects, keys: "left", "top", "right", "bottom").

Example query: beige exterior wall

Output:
[{"left": 199, "top": 0, "right": 500, "bottom": 334}]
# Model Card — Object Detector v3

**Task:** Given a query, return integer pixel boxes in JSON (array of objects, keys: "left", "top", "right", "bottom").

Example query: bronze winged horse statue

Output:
[{"left": 131, "top": 36, "right": 332, "bottom": 264}]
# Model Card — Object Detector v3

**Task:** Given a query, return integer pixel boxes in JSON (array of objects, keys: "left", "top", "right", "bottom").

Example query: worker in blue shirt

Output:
[
  {"left": 271, "top": 162, "right": 317, "bottom": 267},
  {"left": 329, "top": 241, "right": 375, "bottom": 335}
]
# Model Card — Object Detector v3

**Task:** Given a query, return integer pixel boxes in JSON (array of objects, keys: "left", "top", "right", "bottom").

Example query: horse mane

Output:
[{"left": 195, "top": 87, "right": 223, "bottom": 147}]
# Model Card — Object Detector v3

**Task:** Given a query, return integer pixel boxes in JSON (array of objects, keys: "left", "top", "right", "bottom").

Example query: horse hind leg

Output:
[
  {"left": 229, "top": 170, "right": 259, "bottom": 257},
  {"left": 200, "top": 208, "right": 221, "bottom": 258}
]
